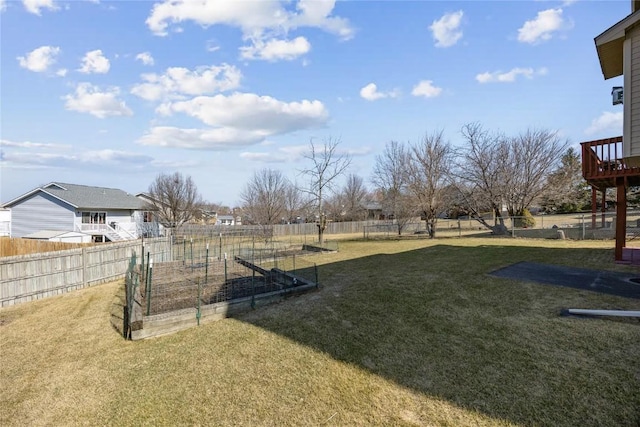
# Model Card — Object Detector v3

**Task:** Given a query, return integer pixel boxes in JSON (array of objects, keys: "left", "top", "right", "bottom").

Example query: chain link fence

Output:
[{"left": 363, "top": 210, "right": 640, "bottom": 240}]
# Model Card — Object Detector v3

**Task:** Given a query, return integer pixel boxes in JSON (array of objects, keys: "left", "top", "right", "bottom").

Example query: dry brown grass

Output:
[
  {"left": 1, "top": 237, "right": 639, "bottom": 426},
  {"left": 0, "top": 236, "right": 93, "bottom": 257}
]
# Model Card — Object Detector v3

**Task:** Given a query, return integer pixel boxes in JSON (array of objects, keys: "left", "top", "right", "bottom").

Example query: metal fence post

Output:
[
  {"left": 251, "top": 237, "right": 256, "bottom": 309},
  {"left": 146, "top": 258, "right": 153, "bottom": 316},
  {"left": 581, "top": 214, "right": 586, "bottom": 240},
  {"left": 205, "top": 243, "right": 209, "bottom": 284},
  {"left": 190, "top": 238, "right": 194, "bottom": 267},
  {"left": 196, "top": 279, "right": 201, "bottom": 326},
  {"left": 145, "top": 251, "right": 150, "bottom": 283}
]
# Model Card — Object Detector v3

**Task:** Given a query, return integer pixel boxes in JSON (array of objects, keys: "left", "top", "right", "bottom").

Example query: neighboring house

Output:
[
  {"left": 216, "top": 215, "right": 236, "bottom": 225},
  {"left": 134, "top": 193, "right": 164, "bottom": 237},
  {"left": 2, "top": 182, "right": 146, "bottom": 242},
  {"left": 364, "top": 202, "right": 383, "bottom": 220},
  {"left": 23, "top": 230, "right": 92, "bottom": 243},
  {"left": 0, "top": 208, "right": 10, "bottom": 237}
]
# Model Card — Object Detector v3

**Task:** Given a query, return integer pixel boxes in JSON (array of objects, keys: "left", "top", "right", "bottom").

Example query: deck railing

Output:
[{"left": 581, "top": 136, "right": 640, "bottom": 180}]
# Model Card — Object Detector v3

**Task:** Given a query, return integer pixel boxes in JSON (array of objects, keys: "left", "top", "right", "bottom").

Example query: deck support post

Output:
[
  {"left": 601, "top": 189, "right": 607, "bottom": 228},
  {"left": 614, "top": 178, "right": 627, "bottom": 262},
  {"left": 591, "top": 186, "right": 597, "bottom": 229}
]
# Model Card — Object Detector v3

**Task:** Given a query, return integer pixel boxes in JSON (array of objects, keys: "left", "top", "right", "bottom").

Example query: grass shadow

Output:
[{"left": 238, "top": 241, "right": 640, "bottom": 426}]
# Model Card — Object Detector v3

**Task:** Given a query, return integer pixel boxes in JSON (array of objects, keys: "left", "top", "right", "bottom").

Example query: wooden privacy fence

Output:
[{"left": 0, "top": 237, "right": 170, "bottom": 307}]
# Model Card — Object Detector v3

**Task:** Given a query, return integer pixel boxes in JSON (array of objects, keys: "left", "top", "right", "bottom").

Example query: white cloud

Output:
[
  {"left": 240, "top": 145, "right": 309, "bottom": 163},
  {"left": 290, "top": 0, "right": 354, "bottom": 40},
  {"left": 146, "top": 0, "right": 353, "bottom": 38},
  {"left": 80, "top": 149, "right": 153, "bottom": 164},
  {"left": 164, "top": 93, "right": 328, "bottom": 134},
  {"left": 145, "top": 0, "right": 352, "bottom": 61},
  {"left": 0, "top": 0, "right": 6, "bottom": 12},
  {"left": 78, "top": 49, "right": 110, "bottom": 74},
  {"left": 135, "top": 52, "right": 155, "bottom": 66},
  {"left": 206, "top": 40, "right": 221, "bottom": 52},
  {"left": 138, "top": 126, "right": 266, "bottom": 150},
  {"left": 517, "top": 8, "right": 566, "bottom": 44},
  {"left": 240, "top": 143, "right": 370, "bottom": 164},
  {"left": 23, "top": 0, "right": 58, "bottom": 15},
  {"left": 359, "top": 83, "right": 399, "bottom": 101},
  {"left": 17, "top": 46, "right": 60, "bottom": 72},
  {"left": 131, "top": 64, "right": 242, "bottom": 101},
  {"left": 1, "top": 149, "right": 154, "bottom": 170},
  {"left": 56, "top": 68, "right": 68, "bottom": 77},
  {"left": 429, "top": 10, "right": 463, "bottom": 48},
  {"left": 140, "top": 93, "right": 329, "bottom": 150},
  {"left": 585, "top": 111, "right": 623, "bottom": 135},
  {"left": 411, "top": 80, "right": 442, "bottom": 98},
  {"left": 475, "top": 67, "right": 548, "bottom": 83},
  {"left": 240, "top": 36, "right": 311, "bottom": 61},
  {"left": 0, "top": 139, "right": 71, "bottom": 149},
  {"left": 63, "top": 83, "right": 133, "bottom": 118},
  {"left": 0, "top": 136, "right": 194, "bottom": 172}
]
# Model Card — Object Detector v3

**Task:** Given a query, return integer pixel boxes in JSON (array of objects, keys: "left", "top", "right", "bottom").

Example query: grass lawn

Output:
[{"left": 1, "top": 237, "right": 639, "bottom": 426}]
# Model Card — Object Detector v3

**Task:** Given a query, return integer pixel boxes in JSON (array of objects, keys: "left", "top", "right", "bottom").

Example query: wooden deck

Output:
[
  {"left": 581, "top": 136, "right": 640, "bottom": 189},
  {"left": 581, "top": 136, "right": 640, "bottom": 262}
]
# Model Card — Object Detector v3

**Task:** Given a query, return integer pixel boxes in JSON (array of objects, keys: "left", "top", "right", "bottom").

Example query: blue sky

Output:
[{"left": 0, "top": 0, "right": 628, "bottom": 206}]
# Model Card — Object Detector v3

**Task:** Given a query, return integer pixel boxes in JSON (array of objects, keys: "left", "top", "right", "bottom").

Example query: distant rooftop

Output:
[{"left": 4, "top": 182, "right": 144, "bottom": 210}]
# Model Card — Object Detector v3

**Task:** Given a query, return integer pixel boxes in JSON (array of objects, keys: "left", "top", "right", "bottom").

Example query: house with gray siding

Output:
[{"left": 2, "top": 182, "right": 153, "bottom": 242}]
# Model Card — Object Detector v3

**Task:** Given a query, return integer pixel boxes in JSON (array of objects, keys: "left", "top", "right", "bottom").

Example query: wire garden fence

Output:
[{"left": 123, "top": 233, "right": 320, "bottom": 339}]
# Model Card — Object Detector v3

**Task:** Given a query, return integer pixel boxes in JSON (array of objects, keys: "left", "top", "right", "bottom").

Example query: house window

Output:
[
  {"left": 143, "top": 211, "right": 153, "bottom": 223},
  {"left": 82, "top": 212, "right": 106, "bottom": 224}
]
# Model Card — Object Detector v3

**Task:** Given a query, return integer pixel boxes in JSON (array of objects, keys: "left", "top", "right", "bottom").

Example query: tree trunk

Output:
[{"left": 430, "top": 221, "right": 436, "bottom": 238}]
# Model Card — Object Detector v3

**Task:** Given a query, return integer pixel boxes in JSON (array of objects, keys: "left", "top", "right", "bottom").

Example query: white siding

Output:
[
  {"left": 11, "top": 193, "right": 74, "bottom": 238},
  {"left": 72, "top": 209, "right": 135, "bottom": 227}
]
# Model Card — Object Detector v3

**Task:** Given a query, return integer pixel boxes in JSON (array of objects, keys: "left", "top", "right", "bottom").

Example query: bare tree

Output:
[
  {"left": 324, "top": 193, "right": 347, "bottom": 222},
  {"left": 283, "top": 180, "right": 311, "bottom": 223},
  {"left": 406, "top": 131, "right": 455, "bottom": 238},
  {"left": 540, "top": 148, "right": 589, "bottom": 213},
  {"left": 454, "top": 123, "right": 566, "bottom": 234},
  {"left": 340, "top": 174, "right": 368, "bottom": 221},
  {"left": 300, "top": 137, "right": 352, "bottom": 244},
  {"left": 454, "top": 123, "right": 509, "bottom": 233},
  {"left": 504, "top": 128, "right": 567, "bottom": 220},
  {"left": 147, "top": 172, "right": 202, "bottom": 229},
  {"left": 372, "top": 141, "right": 414, "bottom": 235},
  {"left": 240, "top": 169, "right": 287, "bottom": 238}
]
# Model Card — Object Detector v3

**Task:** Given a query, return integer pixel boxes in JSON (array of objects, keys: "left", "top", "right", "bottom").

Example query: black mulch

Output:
[{"left": 490, "top": 261, "right": 640, "bottom": 299}]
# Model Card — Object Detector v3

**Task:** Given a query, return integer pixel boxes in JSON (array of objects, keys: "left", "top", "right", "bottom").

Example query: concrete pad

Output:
[{"left": 490, "top": 261, "right": 640, "bottom": 299}]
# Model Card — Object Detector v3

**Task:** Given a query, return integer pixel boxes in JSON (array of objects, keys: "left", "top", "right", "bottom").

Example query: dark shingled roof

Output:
[{"left": 5, "top": 182, "right": 144, "bottom": 210}]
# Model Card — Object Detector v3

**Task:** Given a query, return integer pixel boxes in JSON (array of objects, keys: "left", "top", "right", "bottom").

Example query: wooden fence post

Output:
[{"left": 82, "top": 247, "right": 87, "bottom": 287}]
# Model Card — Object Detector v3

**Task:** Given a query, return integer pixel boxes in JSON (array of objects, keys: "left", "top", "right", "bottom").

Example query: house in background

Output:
[
  {"left": 2, "top": 182, "right": 149, "bottom": 242},
  {"left": 134, "top": 192, "right": 164, "bottom": 237},
  {"left": 216, "top": 215, "right": 237, "bottom": 226}
]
